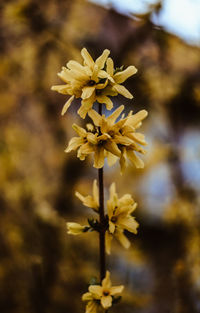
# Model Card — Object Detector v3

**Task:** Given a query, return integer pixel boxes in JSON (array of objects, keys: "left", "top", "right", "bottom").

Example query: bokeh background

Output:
[{"left": 0, "top": 0, "right": 200, "bottom": 312}]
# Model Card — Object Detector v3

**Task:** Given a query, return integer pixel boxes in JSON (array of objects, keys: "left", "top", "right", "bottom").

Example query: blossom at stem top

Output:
[
  {"left": 51, "top": 48, "right": 137, "bottom": 118},
  {"left": 82, "top": 271, "right": 124, "bottom": 311},
  {"left": 105, "top": 183, "right": 139, "bottom": 254},
  {"left": 65, "top": 105, "right": 148, "bottom": 173}
]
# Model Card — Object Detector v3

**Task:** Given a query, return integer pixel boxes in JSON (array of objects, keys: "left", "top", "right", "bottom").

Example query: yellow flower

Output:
[
  {"left": 104, "top": 57, "right": 137, "bottom": 99},
  {"left": 51, "top": 48, "right": 138, "bottom": 118},
  {"left": 66, "top": 222, "right": 87, "bottom": 235},
  {"left": 51, "top": 48, "right": 112, "bottom": 118},
  {"left": 82, "top": 271, "right": 124, "bottom": 310},
  {"left": 105, "top": 183, "right": 139, "bottom": 254},
  {"left": 65, "top": 105, "right": 148, "bottom": 172},
  {"left": 88, "top": 105, "right": 148, "bottom": 173},
  {"left": 75, "top": 179, "right": 99, "bottom": 212},
  {"left": 106, "top": 228, "right": 131, "bottom": 254}
]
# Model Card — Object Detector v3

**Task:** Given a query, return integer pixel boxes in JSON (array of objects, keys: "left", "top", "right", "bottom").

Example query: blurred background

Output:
[{"left": 0, "top": 0, "right": 200, "bottom": 312}]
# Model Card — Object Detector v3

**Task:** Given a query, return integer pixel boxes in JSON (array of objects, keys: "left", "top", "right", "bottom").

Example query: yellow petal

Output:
[
  {"left": 98, "top": 70, "right": 114, "bottom": 83},
  {"left": 85, "top": 301, "right": 99, "bottom": 313},
  {"left": 91, "top": 64, "right": 99, "bottom": 82},
  {"left": 109, "top": 221, "right": 115, "bottom": 234},
  {"left": 130, "top": 142, "right": 146, "bottom": 154},
  {"left": 114, "top": 118, "right": 127, "bottom": 131},
  {"left": 94, "top": 147, "right": 105, "bottom": 168},
  {"left": 82, "top": 292, "right": 94, "bottom": 301},
  {"left": 81, "top": 86, "right": 95, "bottom": 99},
  {"left": 126, "top": 150, "right": 144, "bottom": 168},
  {"left": 96, "top": 95, "right": 113, "bottom": 110},
  {"left": 67, "top": 222, "right": 85, "bottom": 235},
  {"left": 95, "top": 79, "right": 108, "bottom": 89},
  {"left": 75, "top": 192, "right": 98, "bottom": 210},
  {"left": 86, "top": 123, "right": 95, "bottom": 132},
  {"left": 119, "top": 216, "right": 139, "bottom": 234},
  {"left": 106, "top": 152, "right": 118, "bottom": 167},
  {"left": 114, "top": 65, "right": 137, "bottom": 83},
  {"left": 75, "top": 191, "right": 85, "bottom": 203},
  {"left": 61, "top": 95, "right": 74, "bottom": 115},
  {"left": 105, "top": 231, "right": 113, "bottom": 254},
  {"left": 100, "top": 117, "right": 109, "bottom": 134},
  {"left": 65, "top": 137, "right": 84, "bottom": 153},
  {"left": 110, "top": 285, "right": 124, "bottom": 295},
  {"left": 92, "top": 180, "right": 99, "bottom": 208},
  {"left": 130, "top": 133, "right": 147, "bottom": 145},
  {"left": 119, "top": 147, "right": 127, "bottom": 174},
  {"left": 68, "top": 69, "right": 89, "bottom": 81},
  {"left": 122, "top": 125, "right": 134, "bottom": 133},
  {"left": 57, "top": 67, "right": 72, "bottom": 82},
  {"left": 79, "top": 142, "right": 94, "bottom": 155},
  {"left": 125, "top": 110, "right": 148, "bottom": 127},
  {"left": 106, "top": 57, "right": 114, "bottom": 76},
  {"left": 128, "top": 203, "right": 137, "bottom": 214},
  {"left": 88, "top": 109, "right": 102, "bottom": 126},
  {"left": 51, "top": 84, "right": 69, "bottom": 94},
  {"left": 119, "top": 194, "right": 135, "bottom": 207},
  {"left": 67, "top": 60, "right": 87, "bottom": 74},
  {"left": 114, "top": 135, "right": 133, "bottom": 145},
  {"left": 115, "top": 229, "right": 130, "bottom": 249},
  {"left": 107, "top": 199, "right": 114, "bottom": 219},
  {"left": 84, "top": 65, "right": 93, "bottom": 76},
  {"left": 113, "top": 84, "right": 133, "bottom": 99},
  {"left": 104, "top": 141, "right": 121, "bottom": 157},
  {"left": 101, "top": 295, "right": 112, "bottom": 309},
  {"left": 98, "top": 133, "right": 111, "bottom": 141},
  {"left": 109, "top": 182, "right": 116, "bottom": 201},
  {"left": 89, "top": 285, "right": 102, "bottom": 298},
  {"left": 115, "top": 205, "right": 131, "bottom": 216},
  {"left": 102, "top": 86, "right": 118, "bottom": 96},
  {"left": 81, "top": 48, "right": 95, "bottom": 68},
  {"left": 107, "top": 105, "right": 124, "bottom": 125},
  {"left": 95, "top": 49, "right": 110, "bottom": 69},
  {"left": 78, "top": 94, "right": 96, "bottom": 119},
  {"left": 72, "top": 123, "right": 87, "bottom": 137},
  {"left": 77, "top": 149, "right": 86, "bottom": 161},
  {"left": 87, "top": 133, "right": 98, "bottom": 144},
  {"left": 102, "top": 271, "right": 111, "bottom": 289},
  {"left": 82, "top": 195, "right": 95, "bottom": 207}
]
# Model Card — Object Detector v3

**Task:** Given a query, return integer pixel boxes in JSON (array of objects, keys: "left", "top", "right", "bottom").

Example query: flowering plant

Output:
[{"left": 52, "top": 48, "right": 148, "bottom": 312}]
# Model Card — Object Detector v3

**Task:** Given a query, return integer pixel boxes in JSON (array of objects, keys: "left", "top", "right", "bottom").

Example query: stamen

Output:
[{"left": 88, "top": 80, "right": 96, "bottom": 86}]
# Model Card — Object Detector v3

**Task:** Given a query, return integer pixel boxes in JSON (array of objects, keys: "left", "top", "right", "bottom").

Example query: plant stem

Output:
[
  {"left": 98, "top": 103, "right": 106, "bottom": 282},
  {"left": 98, "top": 166, "right": 106, "bottom": 281}
]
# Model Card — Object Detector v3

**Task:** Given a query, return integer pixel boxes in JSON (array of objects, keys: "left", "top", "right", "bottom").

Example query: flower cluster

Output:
[
  {"left": 51, "top": 48, "right": 137, "bottom": 118},
  {"left": 82, "top": 271, "right": 124, "bottom": 312},
  {"left": 67, "top": 180, "right": 139, "bottom": 254},
  {"left": 65, "top": 105, "right": 148, "bottom": 173},
  {"left": 106, "top": 182, "right": 139, "bottom": 254}
]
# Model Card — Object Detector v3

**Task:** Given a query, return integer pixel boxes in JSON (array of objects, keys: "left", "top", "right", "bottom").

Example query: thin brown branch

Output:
[{"left": 98, "top": 103, "right": 106, "bottom": 282}]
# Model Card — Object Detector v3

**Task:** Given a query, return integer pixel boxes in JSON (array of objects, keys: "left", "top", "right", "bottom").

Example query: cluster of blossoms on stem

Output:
[
  {"left": 51, "top": 48, "right": 137, "bottom": 118},
  {"left": 52, "top": 48, "right": 148, "bottom": 313},
  {"left": 68, "top": 180, "right": 139, "bottom": 255},
  {"left": 65, "top": 105, "right": 147, "bottom": 173}
]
